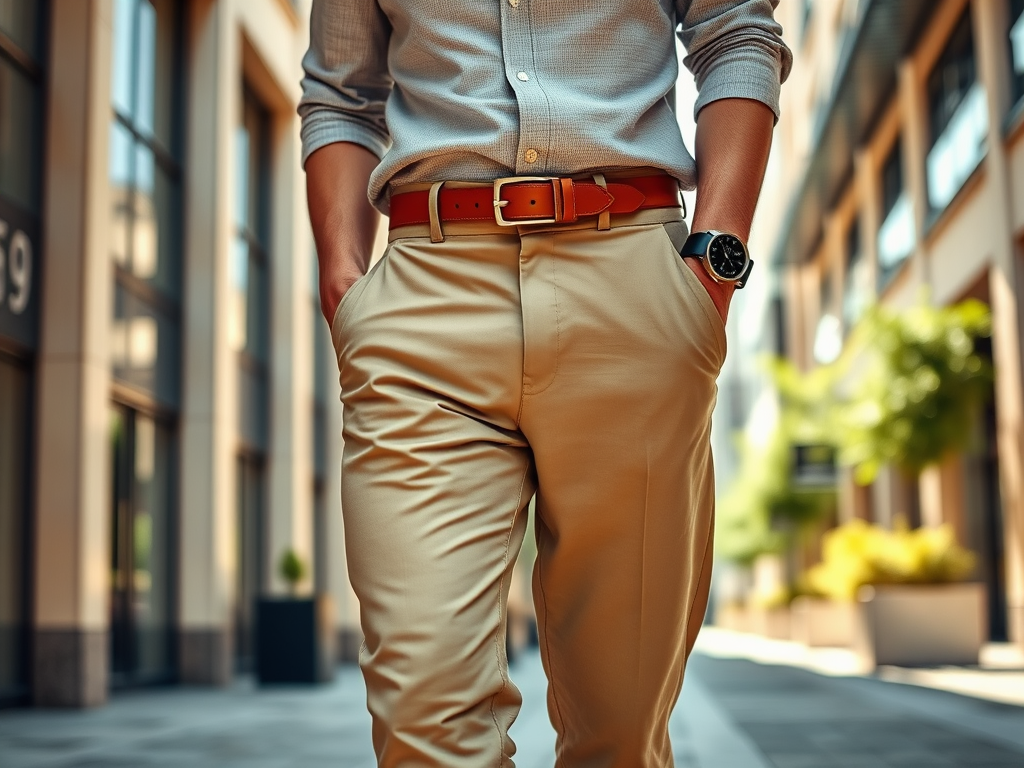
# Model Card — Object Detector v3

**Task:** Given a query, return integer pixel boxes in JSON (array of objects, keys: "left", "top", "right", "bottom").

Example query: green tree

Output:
[{"left": 833, "top": 299, "right": 992, "bottom": 484}]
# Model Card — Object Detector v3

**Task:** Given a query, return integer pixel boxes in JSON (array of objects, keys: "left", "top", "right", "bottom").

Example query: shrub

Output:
[
  {"left": 279, "top": 549, "right": 307, "bottom": 595},
  {"left": 804, "top": 518, "right": 976, "bottom": 602}
]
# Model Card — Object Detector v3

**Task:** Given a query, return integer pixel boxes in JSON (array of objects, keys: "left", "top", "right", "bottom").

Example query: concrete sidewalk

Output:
[
  {"left": 1, "top": 641, "right": 1022, "bottom": 767},
  {"left": 0, "top": 650, "right": 755, "bottom": 768}
]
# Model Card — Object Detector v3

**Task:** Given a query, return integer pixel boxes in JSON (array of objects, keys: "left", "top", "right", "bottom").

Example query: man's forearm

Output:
[
  {"left": 306, "top": 141, "right": 381, "bottom": 323},
  {"left": 686, "top": 97, "right": 776, "bottom": 320}
]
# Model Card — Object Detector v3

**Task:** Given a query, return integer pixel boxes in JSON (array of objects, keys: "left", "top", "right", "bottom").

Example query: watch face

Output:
[{"left": 708, "top": 234, "right": 748, "bottom": 280}]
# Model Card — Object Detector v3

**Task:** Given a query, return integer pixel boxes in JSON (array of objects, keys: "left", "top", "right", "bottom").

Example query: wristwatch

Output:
[{"left": 680, "top": 230, "right": 754, "bottom": 289}]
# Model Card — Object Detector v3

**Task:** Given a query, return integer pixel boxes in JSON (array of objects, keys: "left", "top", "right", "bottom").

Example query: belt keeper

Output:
[
  {"left": 592, "top": 173, "right": 610, "bottom": 230},
  {"left": 551, "top": 179, "right": 564, "bottom": 223},
  {"left": 428, "top": 181, "right": 446, "bottom": 243},
  {"left": 559, "top": 177, "right": 577, "bottom": 223}
]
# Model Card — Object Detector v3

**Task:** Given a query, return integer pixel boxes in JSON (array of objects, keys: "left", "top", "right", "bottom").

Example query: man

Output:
[{"left": 300, "top": 2, "right": 791, "bottom": 765}]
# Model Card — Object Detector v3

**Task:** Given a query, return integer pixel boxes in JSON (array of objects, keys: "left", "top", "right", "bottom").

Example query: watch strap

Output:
[
  {"left": 680, "top": 231, "right": 715, "bottom": 258},
  {"left": 736, "top": 258, "right": 754, "bottom": 289}
]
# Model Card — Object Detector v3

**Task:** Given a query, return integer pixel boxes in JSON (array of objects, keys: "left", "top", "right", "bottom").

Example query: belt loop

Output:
[
  {"left": 428, "top": 181, "right": 446, "bottom": 243},
  {"left": 592, "top": 174, "right": 610, "bottom": 231}
]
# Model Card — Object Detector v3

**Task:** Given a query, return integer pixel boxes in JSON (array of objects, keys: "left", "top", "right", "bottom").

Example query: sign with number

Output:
[
  {"left": 792, "top": 444, "right": 837, "bottom": 488},
  {"left": 0, "top": 197, "right": 40, "bottom": 352}
]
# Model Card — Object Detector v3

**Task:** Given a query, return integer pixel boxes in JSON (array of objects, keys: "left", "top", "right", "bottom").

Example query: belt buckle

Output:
[{"left": 493, "top": 176, "right": 558, "bottom": 226}]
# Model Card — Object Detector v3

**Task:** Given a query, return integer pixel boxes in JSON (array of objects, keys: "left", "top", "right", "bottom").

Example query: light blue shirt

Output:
[{"left": 299, "top": 0, "right": 792, "bottom": 213}]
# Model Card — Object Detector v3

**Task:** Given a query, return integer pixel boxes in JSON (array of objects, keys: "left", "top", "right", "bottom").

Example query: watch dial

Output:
[{"left": 708, "top": 234, "right": 747, "bottom": 280}]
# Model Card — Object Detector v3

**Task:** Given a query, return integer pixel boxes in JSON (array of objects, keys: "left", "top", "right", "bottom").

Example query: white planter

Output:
[
  {"left": 790, "top": 596, "right": 855, "bottom": 647},
  {"left": 854, "top": 582, "right": 986, "bottom": 667},
  {"left": 748, "top": 606, "right": 791, "bottom": 640}
]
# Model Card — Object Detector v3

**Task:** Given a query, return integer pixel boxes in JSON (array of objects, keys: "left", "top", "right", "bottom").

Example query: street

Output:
[{"left": 2, "top": 631, "right": 1022, "bottom": 768}]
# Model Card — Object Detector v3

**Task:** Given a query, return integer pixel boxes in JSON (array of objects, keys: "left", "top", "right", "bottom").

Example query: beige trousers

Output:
[{"left": 331, "top": 209, "right": 725, "bottom": 768}]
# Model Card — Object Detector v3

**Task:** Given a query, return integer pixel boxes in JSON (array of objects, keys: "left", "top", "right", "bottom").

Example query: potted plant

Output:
[
  {"left": 803, "top": 518, "right": 982, "bottom": 666},
  {"left": 776, "top": 298, "right": 992, "bottom": 660},
  {"left": 256, "top": 549, "right": 335, "bottom": 684}
]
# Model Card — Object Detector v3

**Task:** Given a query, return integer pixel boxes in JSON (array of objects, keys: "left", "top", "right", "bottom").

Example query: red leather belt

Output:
[{"left": 388, "top": 174, "right": 680, "bottom": 230}]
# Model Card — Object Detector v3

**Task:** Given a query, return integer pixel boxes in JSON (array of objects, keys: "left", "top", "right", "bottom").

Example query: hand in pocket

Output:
[{"left": 683, "top": 257, "right": 733, "bottom": 325}]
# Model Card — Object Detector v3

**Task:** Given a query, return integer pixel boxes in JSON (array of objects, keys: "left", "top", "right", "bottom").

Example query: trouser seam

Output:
[
  {"left": 489, "top": 462, "right": 531, "bottom": 767},
  {"left": 682, "top": 513, "right": 714, "bottom": 668},
  {"left": 536, "top": 531, "right": 567, "bottom": 767}
]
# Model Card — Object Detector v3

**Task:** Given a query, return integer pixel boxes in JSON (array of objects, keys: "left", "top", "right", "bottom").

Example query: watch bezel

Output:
[{"left": 705, "top": 232, "right": 750, "bottom": 282}]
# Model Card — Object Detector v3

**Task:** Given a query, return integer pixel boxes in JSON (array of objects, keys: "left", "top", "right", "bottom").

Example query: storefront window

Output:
[
  {"left": 0, "top": 1, "right": 43, "bottom": 61},
  {"left": 0, "top": 0, "right": 44, "bottom": 354},
  {"left": 110, "top": 407, "right": 176, "bottom": 684},
  {"left": 234, "top": 88, "right": 272, "bottom": 671},
  {"left": 877, "top": 137, "right": 915, "bottom": 291},
  {"left": 1010, "top": 0, "right": 1024, "bottom": 106},
  {"left": 0, "top": 59, "right": 42, "bottom": 216},
  {"left": 925, "top": 10, "right": 987, "bottom": 215},
  {"left": 234, "top": 89, "right": 271, "bottom": 452},
  {"left": 108, "top": 0, "right": 181, "bottom": 687},
  {"left": 235, "top": 456, "right": 265, "bottom": 672},
  {"left": 0, "top": 355, "right": 28, "bottom": 701},
  {"left": 0, "top": 0, "right": 42, "bottom": 706}
]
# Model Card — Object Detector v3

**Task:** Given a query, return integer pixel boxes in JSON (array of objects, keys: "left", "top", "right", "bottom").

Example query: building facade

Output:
[
  {"left": 0, "top": 0, "right": 360, "bottom": 708},
  {"left": 744, "top": 0, "right": 1024, "bottom": 646}
]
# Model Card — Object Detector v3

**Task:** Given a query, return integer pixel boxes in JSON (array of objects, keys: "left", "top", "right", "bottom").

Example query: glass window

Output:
[
  {"left": 109, "top": 0, "right": 182, "bottom": 302},
  {"left": 925, "top": 10, "right": 987, "bottom": 214},
  {"left": 0, "top": 355, "right": 27, "bottom": 700},
  {"left": 109, "top": 0, "right": 183, "bottom": 408},
  {"left": 0, "top": 0, "right": 42, "bottom": 61},
  {"left": 111, "top": 282, "right": 181, "bottom": 408},
  {"left": 814, "top": 267, "right": 841, "bottom": 365},
  {"left": 235, "top": 456, "right": 265, "bottom": 672},
  {"left": 109, "top": 407, "right": 176, "bottom": 684},
  {"left": 112, "top": 0, "right": 178, "bottom": 153},
  {"left": 0, "top": 59, "right": 42, "bottom": 215},
  {"left": 802, "top": 0, "right": 813, "bottom": 33},
  {"left": 234, "top": 89, "right": 271, "bottom": 453},
  {"left": 877, "top": 138, "right": 915, "bottom": 291},
  {"left": 842, "top": 217, "right": 870, "bottom": 332},
  {"left": 1010, "top": 0, "right": 1024, "bottom": 105}
]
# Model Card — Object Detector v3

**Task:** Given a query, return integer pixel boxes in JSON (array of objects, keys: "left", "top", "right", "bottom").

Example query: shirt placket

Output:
[{"left": 499, "top": 0, "right": 551, "bottom": 175}]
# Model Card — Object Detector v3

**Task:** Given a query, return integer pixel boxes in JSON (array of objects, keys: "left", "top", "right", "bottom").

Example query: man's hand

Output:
[
  {"left": 689, "top": 97, "right": 776, "bottom": 325},
  {"left": 683, "top": 257, "right": 734, "bottom": 325},
  {"left": 306, "top": 142, "right": 381, "bottom": 325}
]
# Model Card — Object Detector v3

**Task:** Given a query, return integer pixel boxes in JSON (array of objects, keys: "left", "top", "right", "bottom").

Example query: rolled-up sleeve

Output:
[
  {"left": 298, "top": 0, "right": 393, "bottom": 167},
  {"left": 676, "top": 0, "right": 793, "bottom": 122}
]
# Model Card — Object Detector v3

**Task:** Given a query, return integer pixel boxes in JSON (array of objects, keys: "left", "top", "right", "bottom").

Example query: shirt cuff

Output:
[
  {"left": 692, "top": 47, "right": 783, "bottom": 123},
  {"left": 300, "top": 110, "right": 391, "bottom": 168}
]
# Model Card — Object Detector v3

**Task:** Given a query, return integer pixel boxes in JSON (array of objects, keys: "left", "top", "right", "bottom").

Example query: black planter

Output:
[{"left": 255, "top": 595, "right": 335, "bottom": 684}]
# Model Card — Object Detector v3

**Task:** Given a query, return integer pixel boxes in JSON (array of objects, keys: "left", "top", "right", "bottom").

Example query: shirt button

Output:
[
  {"left": 516, "top": 71, "right": 529, "bottom": 82},
  {"left": 524, "top": 148, "right": 539, "bottom": 163},
  {"left": 509, "top": 0, "right": 519, "bottom": 6}
]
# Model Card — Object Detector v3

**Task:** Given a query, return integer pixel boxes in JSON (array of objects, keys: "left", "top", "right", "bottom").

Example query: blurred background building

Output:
[
  {"left": 720, "top": 0, "right": 1024, "bottom": 648},
  {"left": 4, "top": 0, "right": 1024, "bottom": 713},
  {"left": 0, "top": 0, "right": 365, "bottom": 708}
]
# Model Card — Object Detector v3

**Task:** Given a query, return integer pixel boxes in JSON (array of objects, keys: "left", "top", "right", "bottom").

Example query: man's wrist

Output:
[{"left": 319, "top": 258, "right": 368, "bottom": 322}]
